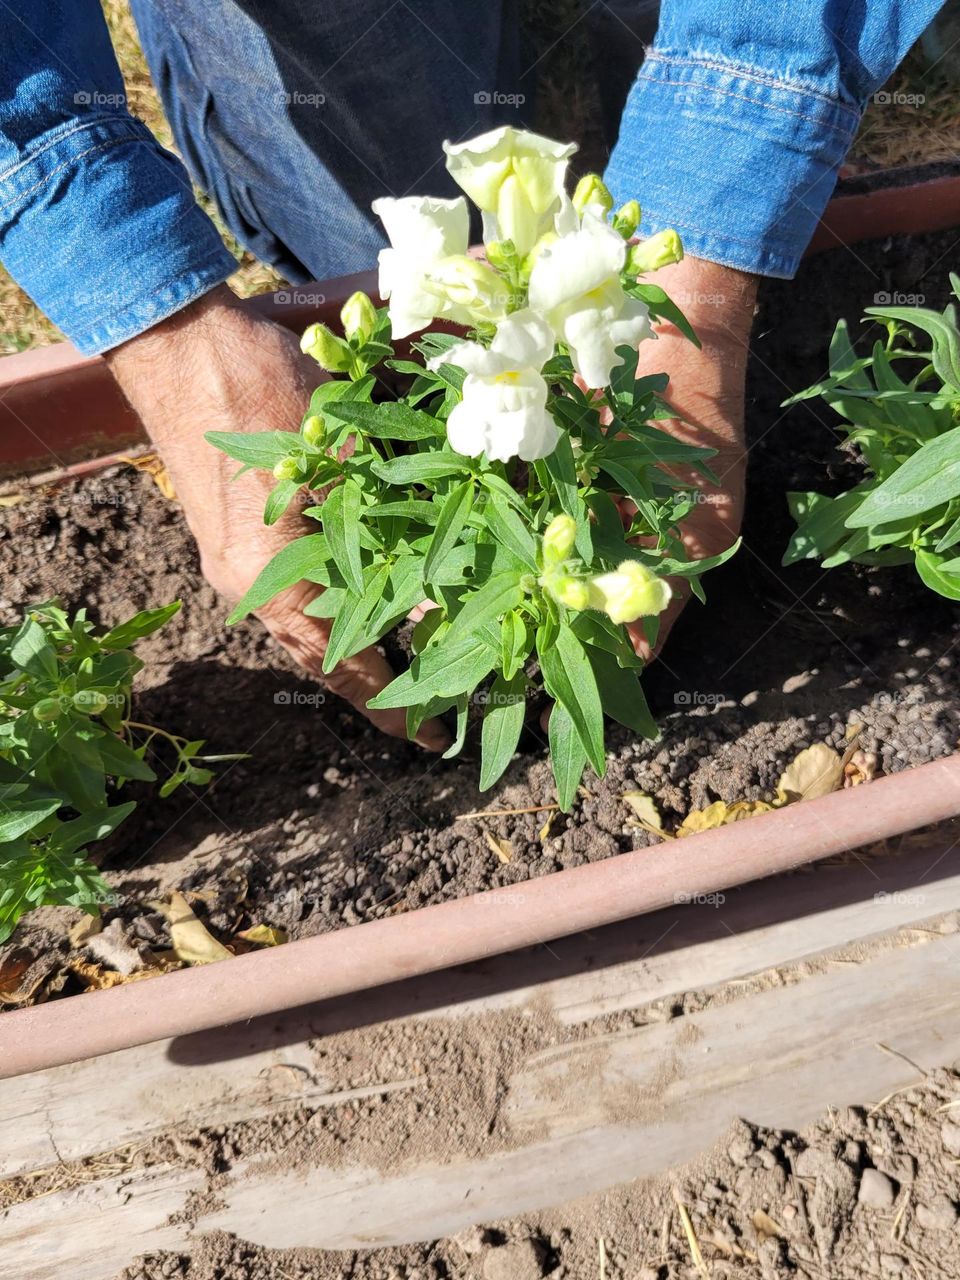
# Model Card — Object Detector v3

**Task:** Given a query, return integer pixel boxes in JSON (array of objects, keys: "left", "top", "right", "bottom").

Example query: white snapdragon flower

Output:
[
  {"left": 429, "top": 309, "right": 560, "bottom": 463},
  {"left": 371, "top": 195, "right": 469, "bottom": 339},
  {"left": 372, "top": 196, "right": 510, "bottom": 337},
  {"left": 443, "top": 126, "right": 577, "bottom": 257},
  {"left": 528, "top": 213, "right": 652, "bottom": 389},
  {"left": 588, "top": 560, "right": 672, "bottom": 624}
]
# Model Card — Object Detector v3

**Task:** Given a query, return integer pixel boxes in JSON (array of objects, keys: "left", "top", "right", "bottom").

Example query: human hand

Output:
[{"left": 104, "top": 285, "right": 449, "bottom": 750}]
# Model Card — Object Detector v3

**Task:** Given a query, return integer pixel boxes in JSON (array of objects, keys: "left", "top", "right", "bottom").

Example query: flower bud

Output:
[
  {"left": 587, "top": 560, "right": 672, "bottom": 624},
  {"left": 612, "top": 199, "right": 641, "bottom": 239},
  {"left": 626, "top": 229, "right": 684, "bottom": 275},
  {"left": 550, "top": 575, "right": 590, "bottom": 611},
  {"left": 300, "top": 322, "right": 352, "bottom": 372},
  {"left": 301, "top": 415, "right": 325, "bottom": 448},
  {"left": 32, "top": 697, "right": 63, "bottom": 722},
  {"left": 572, "top": 173, "right": 613, "bottom": 218},
  {"left": 542, "top": 514, "right": 577, "bottom": 565},
  {"left": 340, "top": 291, "right": 377, "bottom": 345},
  {"left": 273, "top": 455, "right": 303, "bottom": 482},
  {"left": 484, "top": 240, "right": 516, "bottom": 272},
  {"left": 72, "top": 689, "right": 109, "bottom": 715}
]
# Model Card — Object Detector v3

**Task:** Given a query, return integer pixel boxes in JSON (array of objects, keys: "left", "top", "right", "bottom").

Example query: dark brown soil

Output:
[{"left": 2, "top": 228, "right": 959, "bottom": 983}]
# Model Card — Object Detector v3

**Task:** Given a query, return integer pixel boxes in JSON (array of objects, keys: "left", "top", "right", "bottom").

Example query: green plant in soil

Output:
[
  {"left": 784, "top": 273, "right": 960, "bottom": 600},
  {"left": 209, "top": 128, "right": 741, "bottom": 808},
  {"left": 0, "top": 601, "right": 241, "bottom": 943}
]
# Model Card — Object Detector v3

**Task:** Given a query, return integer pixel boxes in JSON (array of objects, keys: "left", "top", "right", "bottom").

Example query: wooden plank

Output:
[
  {"left": 3, "top": 932, "right": 959, "bottom": 1273},
  {"left": 2, "top": 839, "right": 958, "bottom": 1177}
]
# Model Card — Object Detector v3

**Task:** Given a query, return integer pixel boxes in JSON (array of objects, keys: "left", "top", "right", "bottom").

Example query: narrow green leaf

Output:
[
  {"left": 424, "top": 481, "right": 475, "bottom": 582},
  {"left": 205, "top": 430, "right": 297, "bottom": 469},
  {"left": 264, "top": 478, "right": 301, "bottom": 526},
  {"left": 370, "top": 454, "right": 470, "bottom": 485},
  {"left": 322, "top": 400, "right": 445, "bottom": 441},
  {"left": 368, "top": 636, "right": 497, "bottom": 709},
  {"left": 0, "top": 797, "right": 61, "bottom": 842},
  {"left": 845, "top": 426, "right": 960, "bottom": 528},
  {"left": 10, "top": 619, "right": 58, "bottom": 681},
  {"left": 500, "top": 610, "right": 530, "bottom": 680},
  {"left": 227, "top": 534, "right": 332, "bottom": 622},
  {"left": 539, "top": 622, "right": 606, "bottom": 776},
  {"left": 100, "top": 602, "right": 181, "bottom": 649},
  {"left": 445, "top": 571, "right": 525, "bottom": 647},
  {"left": 587, "top": 647, "right": 657, "bottom": 739},
  {"left": 915, "top": 548, "right": 960, "bottom": 600},
  {"left": 321, "top": 480, "right": 365, "bottom": 596},
  {"left": 548, "top": 702, "right": 588, "bottom": 812},
  {"left": 479, "top": 673, "right": 527, "bottom": 790}
]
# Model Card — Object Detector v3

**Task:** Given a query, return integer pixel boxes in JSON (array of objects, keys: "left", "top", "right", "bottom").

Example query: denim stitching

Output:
[
  {"left": 0, "top": 135, "right": 143, "bottom": 213},
  {"left": 645, "top": 50, "right": 861, "bottom": 120},
  {"left": 634, "top": 70, "right": 857, "bottom": 139}
]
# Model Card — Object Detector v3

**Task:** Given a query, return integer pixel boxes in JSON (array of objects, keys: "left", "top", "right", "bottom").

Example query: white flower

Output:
[
  {"left": 528, "top": 213, "right": 653, "bottom": 388},
  {"left": 430, "top": 309, "right": 560, "bottom": 463},
  {"left": 443, "top": 127, "right": 576, "bottom": 257},
  {"left": 372, "top": 195, "right": 469, "bottom": 339}
]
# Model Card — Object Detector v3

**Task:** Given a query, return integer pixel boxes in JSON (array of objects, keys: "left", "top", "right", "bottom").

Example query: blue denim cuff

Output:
[
  {"left": 604, "top": 50, "right": 862, "bottom": 278},
  {"left": 0, "top": 116, "right": 236, "bottom": 354}
]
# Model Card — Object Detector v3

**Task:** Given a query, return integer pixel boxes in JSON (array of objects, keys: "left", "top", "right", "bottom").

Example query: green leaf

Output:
[
  {"left": 100, "top": 602, "right": 181, "bottom": 650},
  {"left": 914, "top": 547, "right": 960, "bottom": 600},
  {"left": 227, "top": 534, "right": 332, "bottom": 622},
  {"left": 783, "top": 490, "right": 867, "bottom": 565},
  {"left": 548, "top": 702, "right": 588, "bottom": 812},
  {"left": 424, "top": 481, "right": 475, "bottom": 582},
  {"left": 370, "top": 454, "right": 471, "bottom": 486},
  {"left": 323, "top": 479, "right": 365, "bottom": 595},
  {"left": 445, "top": 571, "right": 525, "bottom": 647},
  {"left": 205, "top": 430, "right": 298, "bottom": 470},
  {"left": 500, "top": 610, "right": 530, "bottom": 681},
  {"left": 10, "top": 618, "right": 58, "bottom": 681},
  {"left": 365, "top": 501, "right": 438, "bottom": 523},
  {"left": 48, "top": 801, "right": 136, "bottom": 857},
  {"left": 539, "top": 622, "right": 606, "bottom": 776},
  {"left": 587, "top": 647, "right": 657, "bottom": 739},
  {"left": 323, "top": 400, "right": 445, "bottom": 441},
  {"left": 368, "top": 635, "right": 498, "bottom": 709},
  {"left": 442, "top": 694, "right": 471, "bottom": 760},
  {"left": 845, "top": 426, "right": 960, "bottom": 528},
  {"left": 627, "top": 281, "right": 700, "bottom": 347},
  {"left": 479, "top": 495, "right": 538, "bottom": 569},
  {"left": 0, "top": 797, "right": 61, "bottom": 842},
  {"left": 322, "top": 562, "right": 391, "bottom": 673},
  {"left": 865, "top": 303, "right": 960, "bottom": 391},
  {"left": 479, "top": 673, "right": 527, "bottom": 790},
  {"left": 264, "top": 478, "right": 301, "bottom": 526},
  {"left": 543, "top": 434, "right": 579, "bottom": 517},
  {"left": 90, "top": 730, "right": 156, "bottom": 783}
]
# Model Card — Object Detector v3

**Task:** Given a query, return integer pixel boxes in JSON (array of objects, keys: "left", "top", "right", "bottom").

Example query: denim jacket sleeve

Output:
[
  {"left": 0, "top": 0, "right": 235, "bottom": 355},
  {"left": 604, "top": 0, "right": 947, "bottom": 278}
]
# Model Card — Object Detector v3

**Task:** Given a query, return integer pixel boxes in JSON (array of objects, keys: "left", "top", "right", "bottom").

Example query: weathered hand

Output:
[
  {"left": 104, "top": 286, "right": 449, "bottom": 751},
  {"left": 627, "top": 256, "right": 757, "bottom": 657}
]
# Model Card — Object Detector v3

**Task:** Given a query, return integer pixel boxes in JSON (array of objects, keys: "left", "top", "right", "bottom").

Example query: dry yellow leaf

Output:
[
  {"left": 777, "top": 742, "right": 844, "bottom": 802},
  {"left": 68, "top": 960, "right": 171, "bottom": 990},
  {"left": 677, "top": 798, "right": 776, "bottom": 838},
  {"left": 118, "top": 451, "right": 176, "bottom": 500},
  {"left": 148, "top": 891, "right": 232, "bottom": 965},
  {"left": 0, "top": 492, "right": 27, "bottom": 508},
  {"left": 236, "top": 923, "right": 288, "bottom": 947},
  {"left": 537, "top": 813, "right": 555, "bottom": 841},
  {"left": 622, "top": 791, "right": 664, "bottom": 831},
  {"left": 752, "top": 1208, "right": 784, "bottom": 1241},
  {"left": 483, "top": 830, "right": 512, "bottom": 864},
  {"left": 69, "top": 912, "right": 103, "bottom": 947}
]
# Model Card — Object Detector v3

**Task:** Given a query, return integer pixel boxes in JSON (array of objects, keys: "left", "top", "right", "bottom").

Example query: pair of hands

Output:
[{"left": 104, "top": 259, "right": 756, "bottom": 750}]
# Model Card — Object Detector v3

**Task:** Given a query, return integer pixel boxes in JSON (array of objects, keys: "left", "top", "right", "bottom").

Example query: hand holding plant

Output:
[{"left": 209, "top": 127, "right": 741, "bottom": 807}]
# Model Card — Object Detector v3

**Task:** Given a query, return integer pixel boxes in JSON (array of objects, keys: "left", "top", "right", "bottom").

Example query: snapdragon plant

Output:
[
  {"left": 0, "top": 601, "right": 238, "bottom": 942},
  {"left": 785, "top": 275, "right": 960, "bottom": 599},
  {"left": 209, "top": 128, "right": 739, "bottom": 808}
]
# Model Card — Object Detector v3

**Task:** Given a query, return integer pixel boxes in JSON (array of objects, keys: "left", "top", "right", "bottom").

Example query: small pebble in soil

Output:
[
  {"left": 915, "top": 1196, "right": 958, "bottom": 1232},
  {"left": 481, "top": 1238, "right": 546, "bottom": 1280},
  {"left": 858, "top": 1168, "right": 897, "bottom": 1210}
]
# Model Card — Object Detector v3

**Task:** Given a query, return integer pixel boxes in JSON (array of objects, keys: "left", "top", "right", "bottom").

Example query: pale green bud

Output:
[
  {"left": 484, "top": 240, "right": 517, "bottom": 272},
  {"left": 572, "top": 173, "right": 614, "bottom": 218},
  {"left": 587, "top": 560, "right": 672, "bottom": 625},
  {"left": 550, "top": 575, "right": 591, "bottom": 611},
  {"left": 612, "top": 199, "right": 641, "bottom": 239},
  {"left": 626, "top": 229, "right": 684, "bottom": 275},
  {"left": 301, "top": 415, "right": 325, "bottom": 448},
  {"left": 72, "top": 689, "right": 109, "bottom": 715},
  {"left": 542, "top": 514, "right": 577, "bottom": 565},
  {"left": 273, "top": 455, "right": 302, "bottom": 482},
  {"left": 300, "top": 322, "right": 352, "bottom": 372},
  {"left": 340, "top": 291, "right": 377, "bottom": 345},
  {"left": 32, "top": 697, "right": 63, "bottom": 722}
]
